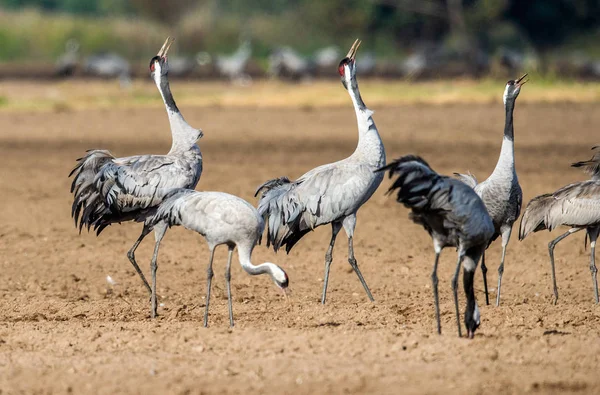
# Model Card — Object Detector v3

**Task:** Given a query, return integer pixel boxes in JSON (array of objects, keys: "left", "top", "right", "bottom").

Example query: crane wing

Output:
[
  {"left": 572, "top": 146, "right": 600, "bottom": 180},
  {"left": 546, "top": 181, "right": 600, "bottom": 230},
  {"left": 70, "top": 150, "right": 200, "bottom": 234}
]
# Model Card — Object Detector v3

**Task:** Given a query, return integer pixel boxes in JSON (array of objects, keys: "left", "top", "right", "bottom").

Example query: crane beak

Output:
[
  {"left": 345, "top": 39, "right": 361, "bottom": 61},
  {"left": 516, "top": 73, "right": 529, "bottom": 87},
  {"left": 157, "top": 37, "right": 174, "bottom": 58}
]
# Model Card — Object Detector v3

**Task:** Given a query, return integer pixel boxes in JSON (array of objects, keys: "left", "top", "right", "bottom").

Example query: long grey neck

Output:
[
  {"left": 347, "top": 76, "right": 385, "bottom": 167},
  {"left": 504, "top": 99, "right": 515, "bottom": 140},
  {"left": 238, "top": 245, "right": 274, "bottom": 278},
  {"left": 159, "top": 77, "right": 179, "bottom": 113},
  {"left": 155, "top": 73, "right": 202, "bottom": 154},
  {"left": 491, "top": 100, "right": 516, "bottom": 176}
]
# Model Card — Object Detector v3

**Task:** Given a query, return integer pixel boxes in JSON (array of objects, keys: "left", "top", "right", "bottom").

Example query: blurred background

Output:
[{"left": 0, "top": 0, "right": 598, "bottom": 81}]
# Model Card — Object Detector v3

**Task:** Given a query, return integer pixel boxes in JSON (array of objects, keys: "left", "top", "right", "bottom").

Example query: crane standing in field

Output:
[
  {"left": 519, "top": 146, "right": 600, "bottom": 304},
  {"left": 147, "top": 189, "right": 289, "bottom": 324},
  {"left": 69, "top": 38, "right": 203, "bottom": 305},
  {"left": 255, "top": 40, "right": 386, "bottom": 304},
  {"left": 455, "top": 74, "right": 528, "bottom": 306},
  {"left": 378, "top": 156, "right": 494, "bottom": 338}
]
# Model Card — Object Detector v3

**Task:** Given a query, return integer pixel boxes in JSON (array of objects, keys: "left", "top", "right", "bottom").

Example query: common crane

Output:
[
  {"left": 378, "top": 155, "right": 494, "bottom": 338},
  {"left": 255, "top": 40, "right": 385, "bottom": 304},
  {"left": 519, "top": 146, "right": 600, "bottom": 304},
  {"left": 455, "top": 74, "right": 528, "bottom": 306},
  {"left": 147, "top": 189, "right": 289, "bottom": 323},
  {"left": 69, "top": 37, "right": 203, "bottom": 304}
]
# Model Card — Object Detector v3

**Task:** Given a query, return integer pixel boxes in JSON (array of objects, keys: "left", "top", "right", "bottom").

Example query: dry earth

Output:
[{"left": 1, "top": 84, "right": 600, "bottom": 394}]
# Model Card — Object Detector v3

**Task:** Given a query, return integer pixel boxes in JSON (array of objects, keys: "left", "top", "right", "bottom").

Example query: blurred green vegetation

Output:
[{"left": 0, "top": 0, "right": 597, "bottom": 61}]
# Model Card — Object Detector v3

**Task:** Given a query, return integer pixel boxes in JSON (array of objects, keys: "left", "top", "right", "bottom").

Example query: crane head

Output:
[
  {"left": 465, "top": 301, "right": 480, "bottom": 339},
  {"left": 503, "top": 73, "right": 528, "bottom": 104},
  {"left": 149, "top": 37, "right": 174, "bottom": 78},
  {"left": 338, "top": 39, "right": 361, "bottom": 89}
]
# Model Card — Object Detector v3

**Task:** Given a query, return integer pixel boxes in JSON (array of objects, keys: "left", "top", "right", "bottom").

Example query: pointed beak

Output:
[
  {"left": 345, "top": 39, "right": 361, "bottom": 61},
  {"left": 516, "top": 73, "right": 529, "bottom": 87},
  {"left": 281, "top": 287, "right": 291, "bottom": 304},
  {"left": 468, "top": 330, "right": 475, "bottom": 339},
  {"left": 157, "top": 37, "right": 174, "bottom": 59}
]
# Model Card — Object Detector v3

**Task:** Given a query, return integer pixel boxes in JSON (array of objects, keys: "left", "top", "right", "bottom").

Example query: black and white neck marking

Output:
[{"left": 152, "top": 60, "right": 179, "bottom": 114}]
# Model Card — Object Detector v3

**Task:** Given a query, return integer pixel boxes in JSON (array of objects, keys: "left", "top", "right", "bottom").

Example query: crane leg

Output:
[
  {"left": 321, "top": 222, "right": 342, "bottom": 304},
  {"left": 225, "top": 247, "right": 235, "bottom": 327},
  {"left": 548, "top": 228, "right": 581, "bottom": 305},
  {"left": 204, "top": 248, "right": 216, "bottom": 328},
  {"left": 150, "top": 223, "right": 167, "bottom": 319},
  {"left": 481, "top": 252, "right": 489, "bottom": 305},
  {"left": 348, "top": 236, "right": 374, "bottom": 302},
  {"left": 496, "top": 227, "right": 513, "bottom": 306},
  {"left": 431, "top": 252, "right": 441, "bottom": 335},
  {"left": 451, "top": 253, "right": 463, "bottom": 338},
  {"left": 587, "top": 228, "right": 599, "bottom": 304},
  {"left": 127, "top": 225, "right": 152, "bottom": 295}
]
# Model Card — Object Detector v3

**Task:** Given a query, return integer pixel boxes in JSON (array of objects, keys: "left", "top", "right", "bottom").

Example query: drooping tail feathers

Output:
[
  {"left": 254, "top": 176, "right": 312, "bottom": 253},
  {"left": 376, "top": 155, "right": 445, "bottom": 211},
  {"left": 453, "top": 171, "right": 478, "bottom": 188},
  {"left": 518, "top": 193, "right": 553, "bottom": 240},
  {"left": 146, "top": 188, "right": 195, "bottom": 229},
  {"left": 69, "top": 150, "right": 117, "bottom": 234},
  {"left": 572, "top": 146, "right": 600, "bottom": 180}
]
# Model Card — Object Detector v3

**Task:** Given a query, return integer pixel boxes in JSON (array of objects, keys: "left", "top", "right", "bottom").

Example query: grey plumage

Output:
[
  {"left": 69, "top": 37, "right": 203, "bottom": 299},
  {"left": 379, "top": 155, "right": 494, "bottom": 338},
  {"left": 519, "top": 149, "right": 600, "bottom": 304},
  {"left": 256, "top": 40, "right": 385, "bottom": 304},
  {"left": 455, "top": 74, "right": 528, "bottom": 306},
  {"left": 147, "top": 189, "right": 289, "bottom": 324},
  {"left": 571, "top": 145, "right": 600, "bottom": 180}
]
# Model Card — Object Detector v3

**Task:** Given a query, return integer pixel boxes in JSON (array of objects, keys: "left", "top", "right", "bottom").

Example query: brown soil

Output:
[{"left": 1, "top": 98, "right": 600, "bottom": 394}]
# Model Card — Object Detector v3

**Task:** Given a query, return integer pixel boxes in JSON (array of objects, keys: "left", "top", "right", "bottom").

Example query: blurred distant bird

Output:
[
  {"left": 256, "top": 40, "right": 385, "bottom": 304},
  {"left": 83, "top": 52, "right": 131, "bottom": 87},
  {"left": 147, "top": 189, "right": 289, "bottom": 323},
  {"left": 455, "top": 74, "right": 528, "bottom": 306},
  {"left": 379, "top": 155, "right": 494, "bottom": 338},
  {"left": 268, "top": 47, "right": 314, "bottom": 81},
  {"left": 69, "top": 38, "right": 203, "bottom": 303},
  {"left": 55, "top": 38, "right": 80, "bottom": 77},
  {"left": 313, "top": 46, "right": 340, "bottom": 68},
  {"left": 519, "top": 146, "right": 600, "bottom": 304},
  {"left": 212, "top": 40, "right": 252, "bottom": 83}
]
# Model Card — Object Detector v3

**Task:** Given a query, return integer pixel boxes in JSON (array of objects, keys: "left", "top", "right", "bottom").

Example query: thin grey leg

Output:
[
  {"left": 127, "top": 225, "right": 152, "bottom": 295},
  {"left": 451, "top": 253, "right": 463, "bottom": 338},
  {"left": 203, "top": 248, "right": 216, "bottom": 328},
  {"left": 225, "top": 247, "right": 234, "bottom": 327},
  {"left": 548, "top": 228, "right": 581, "bottom": 304},
  {"left": 150, "top": 224, "right": 167, "bottom": 319},
  {"left": 348, "top": 236, "right": 374, "bottom": 302},
  {"left": 321, "top": 222, "right": 342, "bottom": 304},
  {"left": 481, "top": 251, "right": 489, "bottom": 305},
  {"left": 588, "top": 228, "right": 599, "bottom": 304},
  {"left": 496, "top": 227, "right": 513, "bottom": 306},
  {"left": 432, "top": 252, "right": 441, "bottom": 335}
]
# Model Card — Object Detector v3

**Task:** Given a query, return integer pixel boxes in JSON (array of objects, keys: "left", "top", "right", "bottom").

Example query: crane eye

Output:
[
  {"left": 338, "top": 65, "right": 345, "bottom": 76},
  {"left": 150, "top": 63, "right": 155, "bottom": 72}
]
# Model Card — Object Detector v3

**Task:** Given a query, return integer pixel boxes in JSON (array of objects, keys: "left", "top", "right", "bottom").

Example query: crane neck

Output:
[
  {"left": 504, "top": 99, "right": 515, "bottom": 141},
  {"left": 491, "top": 100, "right": 517, "bottom": 176},
  {"left": 153, "top": 72, "right": 202, "bottom": 154},
  {"left": 347, "top": 76, "right": 385, "bottom": 167},
  {"left": 237, "top": 244, "right": 278, "bottom": 279}
]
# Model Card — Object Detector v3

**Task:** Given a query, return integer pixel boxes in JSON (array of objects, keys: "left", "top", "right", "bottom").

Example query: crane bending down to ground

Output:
[
  {"left": 69, "top": 38, "right": 203, "bottom": 306},
  {"left": 519, "top": 146, "right": 600, "bottom": 304},
  {"left": 255, "top": 40, "right": 386, "bottom": 304},
  {"left": 455, "top": 74, "right": 527, "bottom": 306},
  {"left": 378, "top": 156, "right": 494, "bottom": 338},
  {"left": 147, "top": 189, "right": 289, "bottom": 324}
]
